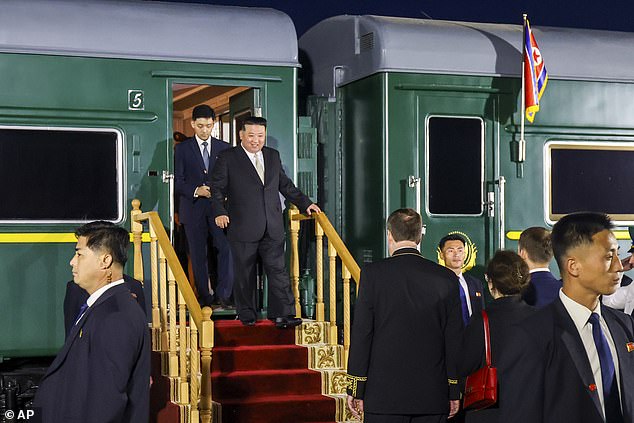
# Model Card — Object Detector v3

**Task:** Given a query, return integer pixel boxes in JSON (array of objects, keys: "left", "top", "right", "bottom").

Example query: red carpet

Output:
[{"left": 212, "top": 320, "right": 336, "bottom": 423}]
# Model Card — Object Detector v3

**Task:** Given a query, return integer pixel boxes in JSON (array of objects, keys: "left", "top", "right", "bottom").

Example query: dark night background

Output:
[{"left": 161, "top": 0, "right": 633, "bottom": 36}]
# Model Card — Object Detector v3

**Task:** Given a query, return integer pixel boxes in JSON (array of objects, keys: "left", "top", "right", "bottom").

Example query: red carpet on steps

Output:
[{"left": 212, "top": 320, "right": 336, "bottom": 423}]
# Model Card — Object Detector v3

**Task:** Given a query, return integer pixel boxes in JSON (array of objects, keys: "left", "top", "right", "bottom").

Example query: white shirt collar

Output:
[
  {"left": 241, "top": 144, "right": 264, "bottom": 161},
  {"left": 530, "top": 267, "right": 551, "bottom": 273},
  {"left": 559, "top": 288, "right": 602, "bottom": 333},
  {"left": 195, "top": 135, "right": 211, "bottom": 148},
  {"left": 86, "top": 278, "right": 125, "bottom": 307}
]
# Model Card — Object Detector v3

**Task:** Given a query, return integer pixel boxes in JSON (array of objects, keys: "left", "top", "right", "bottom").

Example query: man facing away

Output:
[
  {"left": 500, "top": 212, "right": 634, "bottom": 423},
  {"left": 174, "top": 104, "right": 233, "bottom": 307},
  {"left": 34, "top": 222, "right": 150, "bottom": 423},
  {"left": 438, "top": 234, "right": 485, "bottom": 326},
  {"left": 518, "top": 226, "right": 562, "bottom": 308},
  {"left": 346, "top": 208, "right": 462, "bottom": 422},
  {"left": 210, "top": 116, "right": 321, "bottom": 327}
]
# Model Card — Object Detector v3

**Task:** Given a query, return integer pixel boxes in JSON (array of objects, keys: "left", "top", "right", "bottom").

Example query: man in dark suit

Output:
[
  {"left": 34, "top": 221, "right": 150, "bottom": 423},
  {"left": 439, "top": 234, "right": 485, "bottom": 325},
  {"left": 175, "top": 104, "right": 233, "bottom": 307},
  {"left": 500, "top": 212, "right": 634, "bottom": 423},
  {"left": 63, "top": 273, "right": 146, "bottom": 337},
  {"left": 518, "top": 226, "right": 562, "bottom": 308},
  {"left": 346, "top": 209, "right": 462, "bottom": 422},
  {"left": 211, "top": 116, "right": 320, "bottom": 327}
]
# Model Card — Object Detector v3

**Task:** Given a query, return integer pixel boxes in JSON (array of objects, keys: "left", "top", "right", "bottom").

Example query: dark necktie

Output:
[
  {"left": 202, "top": 141, "right": 210, "bottom": 170},
  {"left": 75, "top": 302, "right": 88, "bottom": 324},
  {"left": 588, "top": 312, "right": 623, "bottom": 423},
  {"left": 458, "top": 282, "right": 470, "bottom": 326}
]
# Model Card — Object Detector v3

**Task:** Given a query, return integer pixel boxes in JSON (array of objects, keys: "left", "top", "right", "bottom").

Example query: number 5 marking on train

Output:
[{"left": 128, "top": 89, "right": 145, "bottom": 110}]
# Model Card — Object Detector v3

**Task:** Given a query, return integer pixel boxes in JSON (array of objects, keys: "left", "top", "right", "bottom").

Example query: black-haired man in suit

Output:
[
  {"left": 439, "top": 233, "right": 485, "bottom": 326},
  {"left": 346, "top": 209, "right": 462, "bottom": 422},
  {"left": 500, "top": 212, "right": 634, "bottom": 423},
  {"left": 518, "top": 226, "right": 562, "bottom": 308},
  {"left": 211, "top": 116, "right": 320, "bottom": 327},
  {"left": 34, "top": 221, "right": 150, "bottom": 422},
  {"left": 174, "top": 104, "right": 233, "bottom": 307}
]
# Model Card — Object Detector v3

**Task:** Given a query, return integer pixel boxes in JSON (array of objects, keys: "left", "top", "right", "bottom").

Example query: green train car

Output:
[
  {"left": 0, "top": 0, "right": 303, "bottom": 361},
  {"left": 300, "top": 15, "right": 634, "bottom": 273}
]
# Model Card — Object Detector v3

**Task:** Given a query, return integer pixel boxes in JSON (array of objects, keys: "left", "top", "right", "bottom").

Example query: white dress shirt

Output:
[
  {"left": 602, "top": 282, "right": 634, "bottom": 315},
  {"left": 75, "top": 278, "right": 125, "bottom": 324},
  {"left": 559, "top": 289, "right": 622, "bottom": 416},
  {"left": 241, "top": 145, "right": 265, "bottom": 172}
]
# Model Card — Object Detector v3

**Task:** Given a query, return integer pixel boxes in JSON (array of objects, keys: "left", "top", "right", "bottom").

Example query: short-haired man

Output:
[
  {"left": 500, "top": 212, "right": 634, "bottom": 423},
  {"left": 438, "top": 233, "right": 485, "bottom": 326},
  {"left": 34, "top": 222, "right": 150, "bottom": 422},
  {"left": 174, "top": 104, "right": 233, "bottom": 307},
  {"left": 518, "top": 226, "right": 562, "bottom": 308},
  {"left": 211, "top": 116, "right": 320, "bottom": 327},
  {"left": 347, "top": 209, "right": 461, "bottom": 422}
]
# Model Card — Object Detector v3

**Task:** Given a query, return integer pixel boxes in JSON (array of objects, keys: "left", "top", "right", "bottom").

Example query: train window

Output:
[
  {"left": 426, "top": 116, "right": 484, "bottom": 215},
  {"left": 0, "top": 127, "right": 123, "bottom": 223},
  {"left": 546, "top": 141, "right": 634, "bottom": 224}
]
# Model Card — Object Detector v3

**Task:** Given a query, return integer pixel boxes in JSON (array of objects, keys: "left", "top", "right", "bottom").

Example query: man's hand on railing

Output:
[
  {"left": 215, "top": 215, "right": 230, "bottom": 228},
  {"left": 306, "top": 203, "right": 321, "bottom": 215}
]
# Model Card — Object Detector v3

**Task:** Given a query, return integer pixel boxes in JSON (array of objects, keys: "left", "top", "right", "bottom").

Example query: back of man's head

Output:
[
  {"left": 387, "top": 208, "right": 422, "bottom": 244},
  {"left": 519, "top": 227, "right": 553, "bottom": 266},
  {"left": 75, "top": 221, "right": 129, "bottom": 267},
  {"left": 551, "top": 212, "right": 613, "bottom": 270},
  {"left": 192, "top": 104, "right": 216, "bottom": 121}
]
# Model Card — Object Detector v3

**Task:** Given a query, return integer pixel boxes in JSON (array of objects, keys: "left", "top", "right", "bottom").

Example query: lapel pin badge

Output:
[
  {"left": 626, "top": 342, "right": 634, "bottom": 352},
  {"left": 475, "top": 292, "right": 482, "bottom": 297},
  {"left": 79, "top": 329, "right": 83, "bottom": 338},
  {"left": 588, "top": 384, "right": 597, "bottom": 392}
]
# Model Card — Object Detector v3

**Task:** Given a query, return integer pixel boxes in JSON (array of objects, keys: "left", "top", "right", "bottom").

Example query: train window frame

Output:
[
  {"left": 424, "top": 115, "right": 485, "bottom": 217},
  {"left": 544, "top": 140, "right": 634, "bottom": 225},
  {"left": 0, "top": 125, "right": 125, "bottom": 224}
]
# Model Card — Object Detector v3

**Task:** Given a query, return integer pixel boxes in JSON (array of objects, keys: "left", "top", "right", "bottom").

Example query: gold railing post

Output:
[
  {"left": 289, "top": 207, "right": 301, "bottom": 317},
  {"left": 190, "top": 317, "right": 200, "bottom": 423},
  {"left": 328, "top": 240, "right": 338, "bottom": 345},
  {"left": 177, "top": 287, "right": 189, "bottom": 405},
  {"left": 167, "top": 264, "right": 178, "bottom": 378},
  {"left": 200, "top": 307, "right": 214, "bottom": 423},
  {"left": 342, "top": 265, "right": 351, "bottom": 368},
  {"left": 130, "top": 199, "right": 144, "bottom": 283},
  {"left": 315, "top": 222, "right": 325, "bottom": 322},
  {"left": 148, "top": 222, "right": 162, "bottom": 350},
  {"left": 157, "top": 236, "right": 169, "bottom": 352}
]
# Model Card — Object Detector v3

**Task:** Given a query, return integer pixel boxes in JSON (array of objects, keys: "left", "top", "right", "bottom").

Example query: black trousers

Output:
[
  {"left": 183, "top": 214, "right": 234, "bottom": 302},
  {"left": 229, "top": 232, "right": 295, "bottom": 321},
  {"left": 364, "top": 413, "right": 447, "bottom": 423}
]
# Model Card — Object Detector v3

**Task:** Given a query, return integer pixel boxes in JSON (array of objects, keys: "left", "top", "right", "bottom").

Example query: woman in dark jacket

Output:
[{"left": 459, "top": 250, "right": 536, "bottom": 422}]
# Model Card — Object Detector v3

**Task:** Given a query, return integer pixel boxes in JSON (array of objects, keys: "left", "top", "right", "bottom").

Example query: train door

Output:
[
  {"left": 170, "top": 83, "right": 259, "bottom": 313},
  {"left": 415, "top": 93, "right": 499, "bottom": 276}
]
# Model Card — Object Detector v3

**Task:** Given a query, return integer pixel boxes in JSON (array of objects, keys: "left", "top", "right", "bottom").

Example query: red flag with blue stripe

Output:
[{"left": 524, "top": 18, "right": 548, "bottom": 123}]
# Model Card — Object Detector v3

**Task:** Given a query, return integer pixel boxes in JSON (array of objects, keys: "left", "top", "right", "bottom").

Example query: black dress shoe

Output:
[
  {"left": 218, "top": 297, "right": 235, "bottom": 310},
  {"left": 274, "top": 316, "right": 302, "bottom": 329},
  {"left": 198, "top": 294, "right": 215, "bottom": 308},
  {"left": 239, "top": 316, "right": 256, "bottom": 326}
]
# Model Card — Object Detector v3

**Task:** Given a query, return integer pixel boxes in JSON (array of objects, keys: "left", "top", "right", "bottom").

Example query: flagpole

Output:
[{"left": 518, "top": 13, "right": 527, "bottom": 178}]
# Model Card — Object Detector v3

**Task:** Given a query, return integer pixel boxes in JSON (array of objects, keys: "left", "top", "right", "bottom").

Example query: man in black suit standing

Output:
[
  {"left": 346, "top": 209, "right": 462, "bottom": 422},
  {"left": 210, "top": 116, "right": 320, "bottom": 327},
  {"left": 439, "top": 234, "right": 485, "bottom": 326},
  {"left": 500, "top": 212, "right": 634, "bottom": 423},
  {"left": 34, "top": 222, "right": 150, "bottom": 422},
  {"left": 175, "top": 104, "right": 233, "bottom": 307},
  {"left": 518, "top": 226, "right": 562, "bottom": 308},
  {"left": 63, "top": 272, "right": 146, "bottom": 337}
]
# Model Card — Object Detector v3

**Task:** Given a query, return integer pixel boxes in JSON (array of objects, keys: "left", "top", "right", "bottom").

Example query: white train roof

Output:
[
  {"left": 300, "top": 15, "right": 634, "bottom": 97},
  {"left": 0, "top": 0, "right": 298, "bottom": 67}
]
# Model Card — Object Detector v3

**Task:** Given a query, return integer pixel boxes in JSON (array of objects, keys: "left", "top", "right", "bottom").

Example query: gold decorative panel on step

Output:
[
  {"left": 308, "top": 344, "right": 343, "bottom": 370},
  {"left": 296, "top": 320, "right": 330, "bottom": 345}
]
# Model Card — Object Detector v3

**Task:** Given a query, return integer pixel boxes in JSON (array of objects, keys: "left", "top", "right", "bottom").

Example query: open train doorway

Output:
[{"left": 170, "top": 83, "right": 263, "bottom": 315}]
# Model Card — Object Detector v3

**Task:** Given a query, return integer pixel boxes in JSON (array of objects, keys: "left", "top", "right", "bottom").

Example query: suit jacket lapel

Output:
[
  {"left": 188, "top": 138, "right": 207, "bottom": 173},
  {"left": 236, "top": 146, "right": 264, "bottom": 185},
  {"left": 42, "top": 284, "right": 126, "bottom": 380},
  {"left": 262, "top": 147, "right": 275, "bottom": 187},
  {"left": 603, "top": 306, "right": 634, "bottom": 419},
  {"left": 554, "top": 300, "right": 604, "bottom": 418}
]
